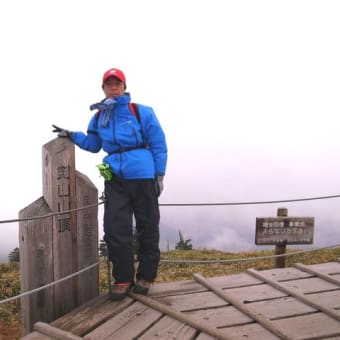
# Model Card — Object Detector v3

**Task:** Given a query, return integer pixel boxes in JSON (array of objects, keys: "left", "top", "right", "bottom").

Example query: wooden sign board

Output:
[
  {"left": 255, "top": 217, "right": 314, "bottom": 245},
  {"left": 20, "top": 138, "right": 98, "bottom": 335}
]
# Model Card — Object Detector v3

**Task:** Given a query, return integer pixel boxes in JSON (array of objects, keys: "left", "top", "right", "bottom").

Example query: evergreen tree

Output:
[
  {"left": 8, "top": 247, "right": 20, "bottom": 262},
  {"left": 99, "top": 239, "right": 108, "bottom": 258},
  {"left": 132, "top": 225, "right": 138, "bottom": 256},
  {"left": 175, "top": 230, "right": 193, "bottom": 250}
]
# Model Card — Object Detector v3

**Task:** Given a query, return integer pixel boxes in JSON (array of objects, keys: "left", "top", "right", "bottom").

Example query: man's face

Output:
[{"left": 103, "top": 76, "right": 125, "bottom": 98}]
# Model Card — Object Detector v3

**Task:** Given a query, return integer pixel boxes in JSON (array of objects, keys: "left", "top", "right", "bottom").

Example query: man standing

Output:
[{"left": 53, "top": 68, "right": 167, "bottom": 300}]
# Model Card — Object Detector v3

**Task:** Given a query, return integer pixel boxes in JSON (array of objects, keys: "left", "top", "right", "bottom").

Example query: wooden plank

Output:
[
  {"left": 272, "top": 313, "right": 340, "bottom": 339},
  {"left": 249, "top": 297, "right": 316, "bottom": 320},
  {"left": 307, "top": 290, "right": 340, "bottom": 309},
  {"left": 138, "top": 315, "right": 197, "bottom": 339},
  {"left": 247, "top": 268, "right": 340, "bottom": 322},
  {"left": 280, "top": 277, "right": 340, "bottom": 294},
  {"left": 84, "top": 301, "right": 162, "bottom": 339},
  {"left": 304, "top": 261, "right": 340, "bottom": 274},
  {"left": 294, "top": 263, "right": 340, "bottom": 286},
  {"left": 51, "top": 294, "right": 134, "bottom": 336},
  {"left": 149, "top": 272, "right": 263, "bottom": 297},
  {"left": 126, "top": 292, "right": 235, "bottom": 340},
  {"left": 51, "top": 277, "right": 263, "bottom": 337},
  {"left": 140, "top": 306, "right": 254, "bottom": 339},
  {"left": 194, "top": 274, "right": 293, "bottom": 340},
  {"left": 205, "top": 272, "right": 263, "bottom": 289},
  {"left": 197, "top": 323, "right": 281, "bottom": 340},
  {"left": 252, "top": 266, "right": 312, "bottom": 282},
  {"left": 184, "top": 305, "right": 253, "bottom": 327},
  {"left": 147, "top": 279, "right": 204, "bottom": 297},
  {"left": 157, "top": 291, "right": 228, "bottom": 311},
  {"left": 49, "top": 271, "right": 267, "bottom": 335},
  {"left": 223, "top": 282, "right": 287, "bottom": 302},
  {"left": 23, "top": 261, "right": 340, "bottom": 340}
]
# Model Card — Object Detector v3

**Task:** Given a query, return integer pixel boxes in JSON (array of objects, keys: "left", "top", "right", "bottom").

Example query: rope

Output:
[
  {"left": 159, "top": 243, "right": 340, "bottom": 264},
  {"left": 0, "top": 260, "right": 102, "bottom": 305},
  {"left": 1, "top": 243, "right": 339, "bottom": 305},
  {"left": 1, "top": 193, "right": 339, "bottom": 304},
  {"left": 1, "top": 193, "right": 340, "bottom": 224},
  {"left": 0, "top": 201, "right": 104, "bottom": 224},
  {"left": 160, "top": 194, "right": 340, "bottom": 206}
]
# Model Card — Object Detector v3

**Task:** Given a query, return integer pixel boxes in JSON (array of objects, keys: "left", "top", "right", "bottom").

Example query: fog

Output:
[{"left": 1, "top": 1, "right": 340, "bottom": 261}]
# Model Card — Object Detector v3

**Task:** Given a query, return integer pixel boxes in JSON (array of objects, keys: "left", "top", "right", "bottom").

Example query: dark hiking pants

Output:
[{"left": 103, "top": 177, "right": 160, "bottom": 284}]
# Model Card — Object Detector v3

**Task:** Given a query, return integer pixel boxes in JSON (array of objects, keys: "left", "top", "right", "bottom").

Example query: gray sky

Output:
[{"left": 1, "top": 0, "right": 340, "bottom": 261}]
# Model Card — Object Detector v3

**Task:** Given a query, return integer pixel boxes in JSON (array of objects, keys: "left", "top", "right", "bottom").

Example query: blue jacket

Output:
[{"left": 71, "top": 93, "right": 167, "bottom": 179}]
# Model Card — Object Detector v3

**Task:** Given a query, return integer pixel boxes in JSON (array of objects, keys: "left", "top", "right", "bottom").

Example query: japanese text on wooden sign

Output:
[
  {"left": 255, "top": 217, "right": 314, "bottom": 245},
  {"left": 57, "top": 165, "right": 71, "bottom": 232}
]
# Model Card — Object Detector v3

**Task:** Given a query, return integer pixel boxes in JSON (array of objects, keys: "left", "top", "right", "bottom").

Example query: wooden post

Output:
[
  {"left": 75, "top": 171, "right": 99, "bottom": 304},
  {"left": 256, "top": 208, "right": 314, "bottom": 269},
  {"left": 275, "top": 207, "right": 287, "bottom": 268},
  {"left": 42, "top": 137, "right": 77, "bottom": 316},
  {"left": 19, "top": 197, "right": 54, "bottom": 333},
  {"left": 19, "top": 138, "right": 99, "bottom": 335}
]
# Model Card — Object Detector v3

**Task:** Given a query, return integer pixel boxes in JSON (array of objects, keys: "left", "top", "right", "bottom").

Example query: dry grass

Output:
[
  {"left": 1, "top": 247, "right": 340, "bottom": 339},
  {"left": 100, "top": 247, "right": 340, "bottom": 290},
  {"left": 0, "top": 263, "right": 21, "bottom": 339}
]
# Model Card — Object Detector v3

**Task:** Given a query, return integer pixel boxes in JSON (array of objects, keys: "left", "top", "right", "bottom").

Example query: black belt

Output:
[{"left": 109, "top": 144, "right": 148, "bottom": 155}]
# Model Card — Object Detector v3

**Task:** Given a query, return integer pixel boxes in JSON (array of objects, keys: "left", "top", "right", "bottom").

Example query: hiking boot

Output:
[
  {"left": 110, "top": 282, "right": 131, "bottom": 301},
  {"left": 133, "top": 278, "right": 151, "bottom": 295}
]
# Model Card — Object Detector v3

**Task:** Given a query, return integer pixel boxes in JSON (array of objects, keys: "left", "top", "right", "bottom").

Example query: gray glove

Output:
[
  {"left": 52, "top": 124, "right": 73, "bottom": 138},
  {"left": 156, "top": 175, "right": 164, "bottom": 196}
]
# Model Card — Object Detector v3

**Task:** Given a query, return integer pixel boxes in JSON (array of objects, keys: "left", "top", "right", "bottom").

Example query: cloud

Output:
[
  {"left": 158, "top": 198, "right": 340, "bottom": 253},
  {"left": 1, "top": 1, "right": 340, "bottom": 261}
]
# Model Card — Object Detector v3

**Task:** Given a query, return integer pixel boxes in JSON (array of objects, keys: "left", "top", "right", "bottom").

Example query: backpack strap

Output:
[
  {"left": 128, "top": 102, "right": 141, "bottom": 123},
  {"left": 128, "top": 103, "right": 145, "bottom": 144},
  {"left": 95, "top": 102, "right": 144, "bottom": 142},
  {"left": 108, "top": 103, "right": 148, "bottom": 154}
]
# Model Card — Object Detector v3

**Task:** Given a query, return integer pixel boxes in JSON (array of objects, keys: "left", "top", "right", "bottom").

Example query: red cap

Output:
[{"left": 102, "top": 68, "right": 126, "bottom": 84}]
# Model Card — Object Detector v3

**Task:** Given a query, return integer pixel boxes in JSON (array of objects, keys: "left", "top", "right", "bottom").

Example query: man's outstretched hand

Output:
[{"left": 52, "top": 124, "right": 73, "bottom": 138}]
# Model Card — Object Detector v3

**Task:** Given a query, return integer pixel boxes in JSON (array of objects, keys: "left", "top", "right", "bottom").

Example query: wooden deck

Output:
[{"left": 21, "top": 260, "right": 340, "bottom": 339}]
